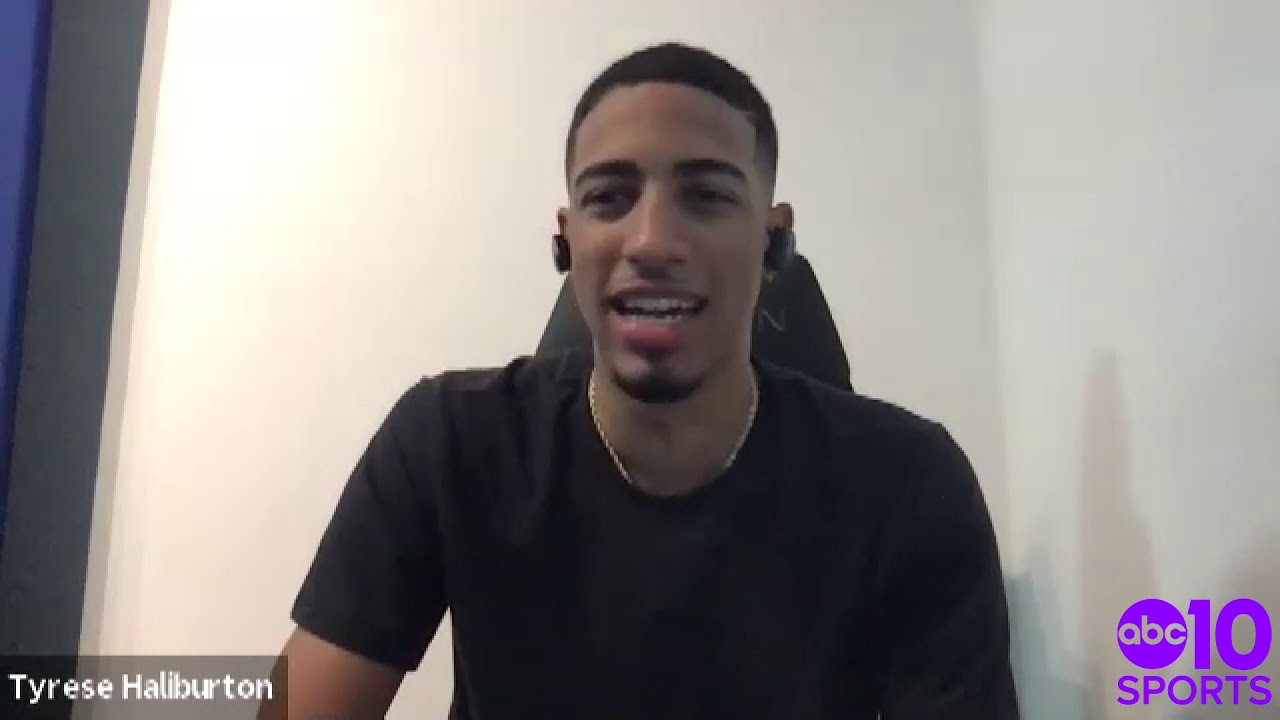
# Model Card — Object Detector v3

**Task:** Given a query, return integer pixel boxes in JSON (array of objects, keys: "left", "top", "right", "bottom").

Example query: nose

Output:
[{"left": 620, "top": 186, "right": 688, "bottom": 271}]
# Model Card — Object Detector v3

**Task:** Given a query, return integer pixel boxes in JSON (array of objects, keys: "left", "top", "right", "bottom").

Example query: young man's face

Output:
[{"left": 560, "top": 82, "right": 785, "bottom": 404}]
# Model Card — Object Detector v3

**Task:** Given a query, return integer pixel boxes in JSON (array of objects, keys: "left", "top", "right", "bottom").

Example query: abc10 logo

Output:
[{"left": 1116, "top": 597, "right": 1272, "bottom": 707}]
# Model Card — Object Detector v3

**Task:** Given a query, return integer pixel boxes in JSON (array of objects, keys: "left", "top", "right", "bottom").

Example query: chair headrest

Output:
[{"left": 534, "top": 253, "right": 852, "bottom": 391}]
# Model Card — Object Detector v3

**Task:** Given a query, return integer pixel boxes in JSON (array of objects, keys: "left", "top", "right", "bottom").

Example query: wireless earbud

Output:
[
  {"left": 765, "top": 227, "right": 796, "bottom": 273},
  {"left": 552, "top": 233, "right": 571, "bottom": 273}
]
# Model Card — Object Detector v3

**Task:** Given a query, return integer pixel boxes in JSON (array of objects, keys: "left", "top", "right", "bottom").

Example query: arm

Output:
[
  {"left": 877, "top": 424, "right": 1019, "bottom": 719},
  {"left": 259, "top": 628, "right": 405, "bottom": 720},
  {"left": 261, "top": 380, "right": 448, "bottom": 720}
]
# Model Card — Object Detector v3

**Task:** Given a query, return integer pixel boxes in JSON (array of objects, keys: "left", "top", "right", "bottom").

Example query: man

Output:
[{"left": 268, "top": 43, "right": 1019, "bottom": 719}]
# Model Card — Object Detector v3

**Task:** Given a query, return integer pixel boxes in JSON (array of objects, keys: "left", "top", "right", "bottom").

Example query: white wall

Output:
[
  {"left": 87, "top": 1, "right": 1280, "bottom": 717},
  {"left": 87, "top": 2, "right": 1005, "bottom": 719},
  {"left": 980, "top": 1, "right": 1280, "bottom": 716}
]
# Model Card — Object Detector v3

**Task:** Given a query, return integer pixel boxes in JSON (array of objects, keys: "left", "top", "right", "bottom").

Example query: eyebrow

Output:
[
  {"left": 572, "top": 157, "right": 748, "bottom": 191},
  {"left": 673, "top": 158, "right": 747, "bottom": 185}
]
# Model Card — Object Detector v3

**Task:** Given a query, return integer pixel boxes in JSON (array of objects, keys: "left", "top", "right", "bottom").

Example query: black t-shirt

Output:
[{"left": 292, "top": 352, "right": 1018, "bottom": 719}]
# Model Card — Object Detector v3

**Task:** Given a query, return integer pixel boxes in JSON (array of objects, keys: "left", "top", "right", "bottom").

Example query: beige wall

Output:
[
  {"left": 980, "top": 0, "right": 1280, "bottom": 716},
  {"left": 85, "top": 1, "right": 1278, "bottom": 718}
]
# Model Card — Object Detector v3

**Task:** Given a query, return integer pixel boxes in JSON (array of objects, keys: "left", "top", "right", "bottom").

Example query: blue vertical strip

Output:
[{"left": 0, "top": 0, "right": 53, "bottom": 558}]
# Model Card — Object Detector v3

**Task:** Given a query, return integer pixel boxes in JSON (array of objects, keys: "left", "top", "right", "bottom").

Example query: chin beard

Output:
[{"left": 612, "top": 366, "right": 701, "bottom": 405}]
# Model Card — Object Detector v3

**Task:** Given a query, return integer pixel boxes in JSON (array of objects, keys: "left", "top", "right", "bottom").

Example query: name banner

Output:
[{"left": 1, "top": 656, "right": 287, "bottom": 720}]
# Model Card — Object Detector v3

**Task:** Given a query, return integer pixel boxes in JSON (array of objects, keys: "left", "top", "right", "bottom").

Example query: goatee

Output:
[{"left": 613, "top": 367, "right": 701, "bottom": 405}]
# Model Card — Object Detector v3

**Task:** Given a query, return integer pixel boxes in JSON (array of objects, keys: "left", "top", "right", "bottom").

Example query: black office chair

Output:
[{"left": 535, "top": 254, "right": 852, "bottom": 391}]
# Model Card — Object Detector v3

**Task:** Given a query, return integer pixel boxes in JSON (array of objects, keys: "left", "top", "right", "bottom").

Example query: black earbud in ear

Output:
[
  {"left": 764, "top": 227, "right": 796, "bottom": 273},
  {"left": 552, "top": 233, "right": 571, "bottom": 273}
]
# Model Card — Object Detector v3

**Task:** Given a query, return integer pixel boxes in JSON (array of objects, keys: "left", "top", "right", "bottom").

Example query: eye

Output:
[
  {"left": 580, "top": 185, "right": 637, "bottom": 219},
  {"left": 582, "top": 189, "right": 620, "bottom": 206},
  {"left": 681, "top": 184, "right": 738, "bottom": 210}
]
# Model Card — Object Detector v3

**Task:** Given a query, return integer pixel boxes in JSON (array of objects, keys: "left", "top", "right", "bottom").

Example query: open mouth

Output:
[{"left": 608, "top": 295, "right": 707, "bottom": 323}]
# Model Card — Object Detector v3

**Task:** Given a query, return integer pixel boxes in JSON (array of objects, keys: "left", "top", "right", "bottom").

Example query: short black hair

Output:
[{"left": 565, "top": 42, "right": 779, "bottom": 190}]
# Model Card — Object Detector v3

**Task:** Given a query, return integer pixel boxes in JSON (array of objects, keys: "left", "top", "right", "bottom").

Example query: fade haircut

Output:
[{"left": 564, "top": 42, "right": 779, "bottom": 191}]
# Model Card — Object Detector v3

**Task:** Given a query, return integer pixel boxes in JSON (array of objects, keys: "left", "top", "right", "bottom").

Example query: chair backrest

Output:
[{"left": 535, "top": 253, "right": 853, "bottom": 391}]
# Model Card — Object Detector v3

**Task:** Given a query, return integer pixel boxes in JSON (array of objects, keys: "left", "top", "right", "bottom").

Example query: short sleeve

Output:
[
  {"left": 290, "top": 379, "right": 447, "bottom": 672},
  {"left": 877, "top": 424, "right": 1020, "bottom": 719}
]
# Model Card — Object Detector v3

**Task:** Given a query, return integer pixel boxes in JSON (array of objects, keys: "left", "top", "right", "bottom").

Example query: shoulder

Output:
[
  {"left": 378, "top": 354, "right": 586, "bottom": 519},
  {"left": 378, "top": 353, "right": 586, "bottom": 478},
  {"left": 758, "top": 362, "right": 975, "bottom": 499},
  {"left": 758, "top": 361, "right": 944, "bottom": 444},
  {"left": 394, "top": 352, "right": 588, "bottom": 420}
]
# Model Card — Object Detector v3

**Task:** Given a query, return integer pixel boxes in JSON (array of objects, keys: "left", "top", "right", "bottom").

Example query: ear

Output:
[
  {"left": 767, "top": 201, "right": 794, "bottom": 233},
  {"left": 763, "top": 202, "right": 795, "bottom": 284},
  {"left": 556, "top": 208, "right": 569, "bottom": 236}
]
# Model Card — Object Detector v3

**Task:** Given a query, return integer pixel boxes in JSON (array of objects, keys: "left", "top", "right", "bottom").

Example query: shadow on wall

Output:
[
  {"left": 1007, "top": 553, "right": 1092, "bottom": 720},
  {"left": 1078, "top": 352, "right": 1159, "bottom": 719},
  {"left": 1006, "top": 352, "right": 1162, "bottom": 719}
]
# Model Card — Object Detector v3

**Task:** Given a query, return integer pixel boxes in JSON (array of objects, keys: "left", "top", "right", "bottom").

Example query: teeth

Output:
[
  {"left": 621, "top": 298, "right": 696, "bottom": 313},
  {"left": 634, "top": 313, "right": 684, "bottom": 324}
]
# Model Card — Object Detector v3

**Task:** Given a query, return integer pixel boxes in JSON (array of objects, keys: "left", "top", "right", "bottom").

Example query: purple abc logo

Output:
[
  {"left": 1117, "top": 597, "right": 1272, "bottom": 671},
  {"left": 1118, "top": 599, "right": 1189, "bottom": 669}
]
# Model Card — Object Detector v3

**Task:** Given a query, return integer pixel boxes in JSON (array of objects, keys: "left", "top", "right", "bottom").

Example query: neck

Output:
[{"left": 591, "top": 357, "right": 757, "bottom": 496}]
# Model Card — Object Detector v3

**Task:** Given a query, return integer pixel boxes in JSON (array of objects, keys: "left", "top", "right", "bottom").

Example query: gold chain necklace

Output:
[{"left": 587, "top": 369, "right": 759, "bottom": 486}]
